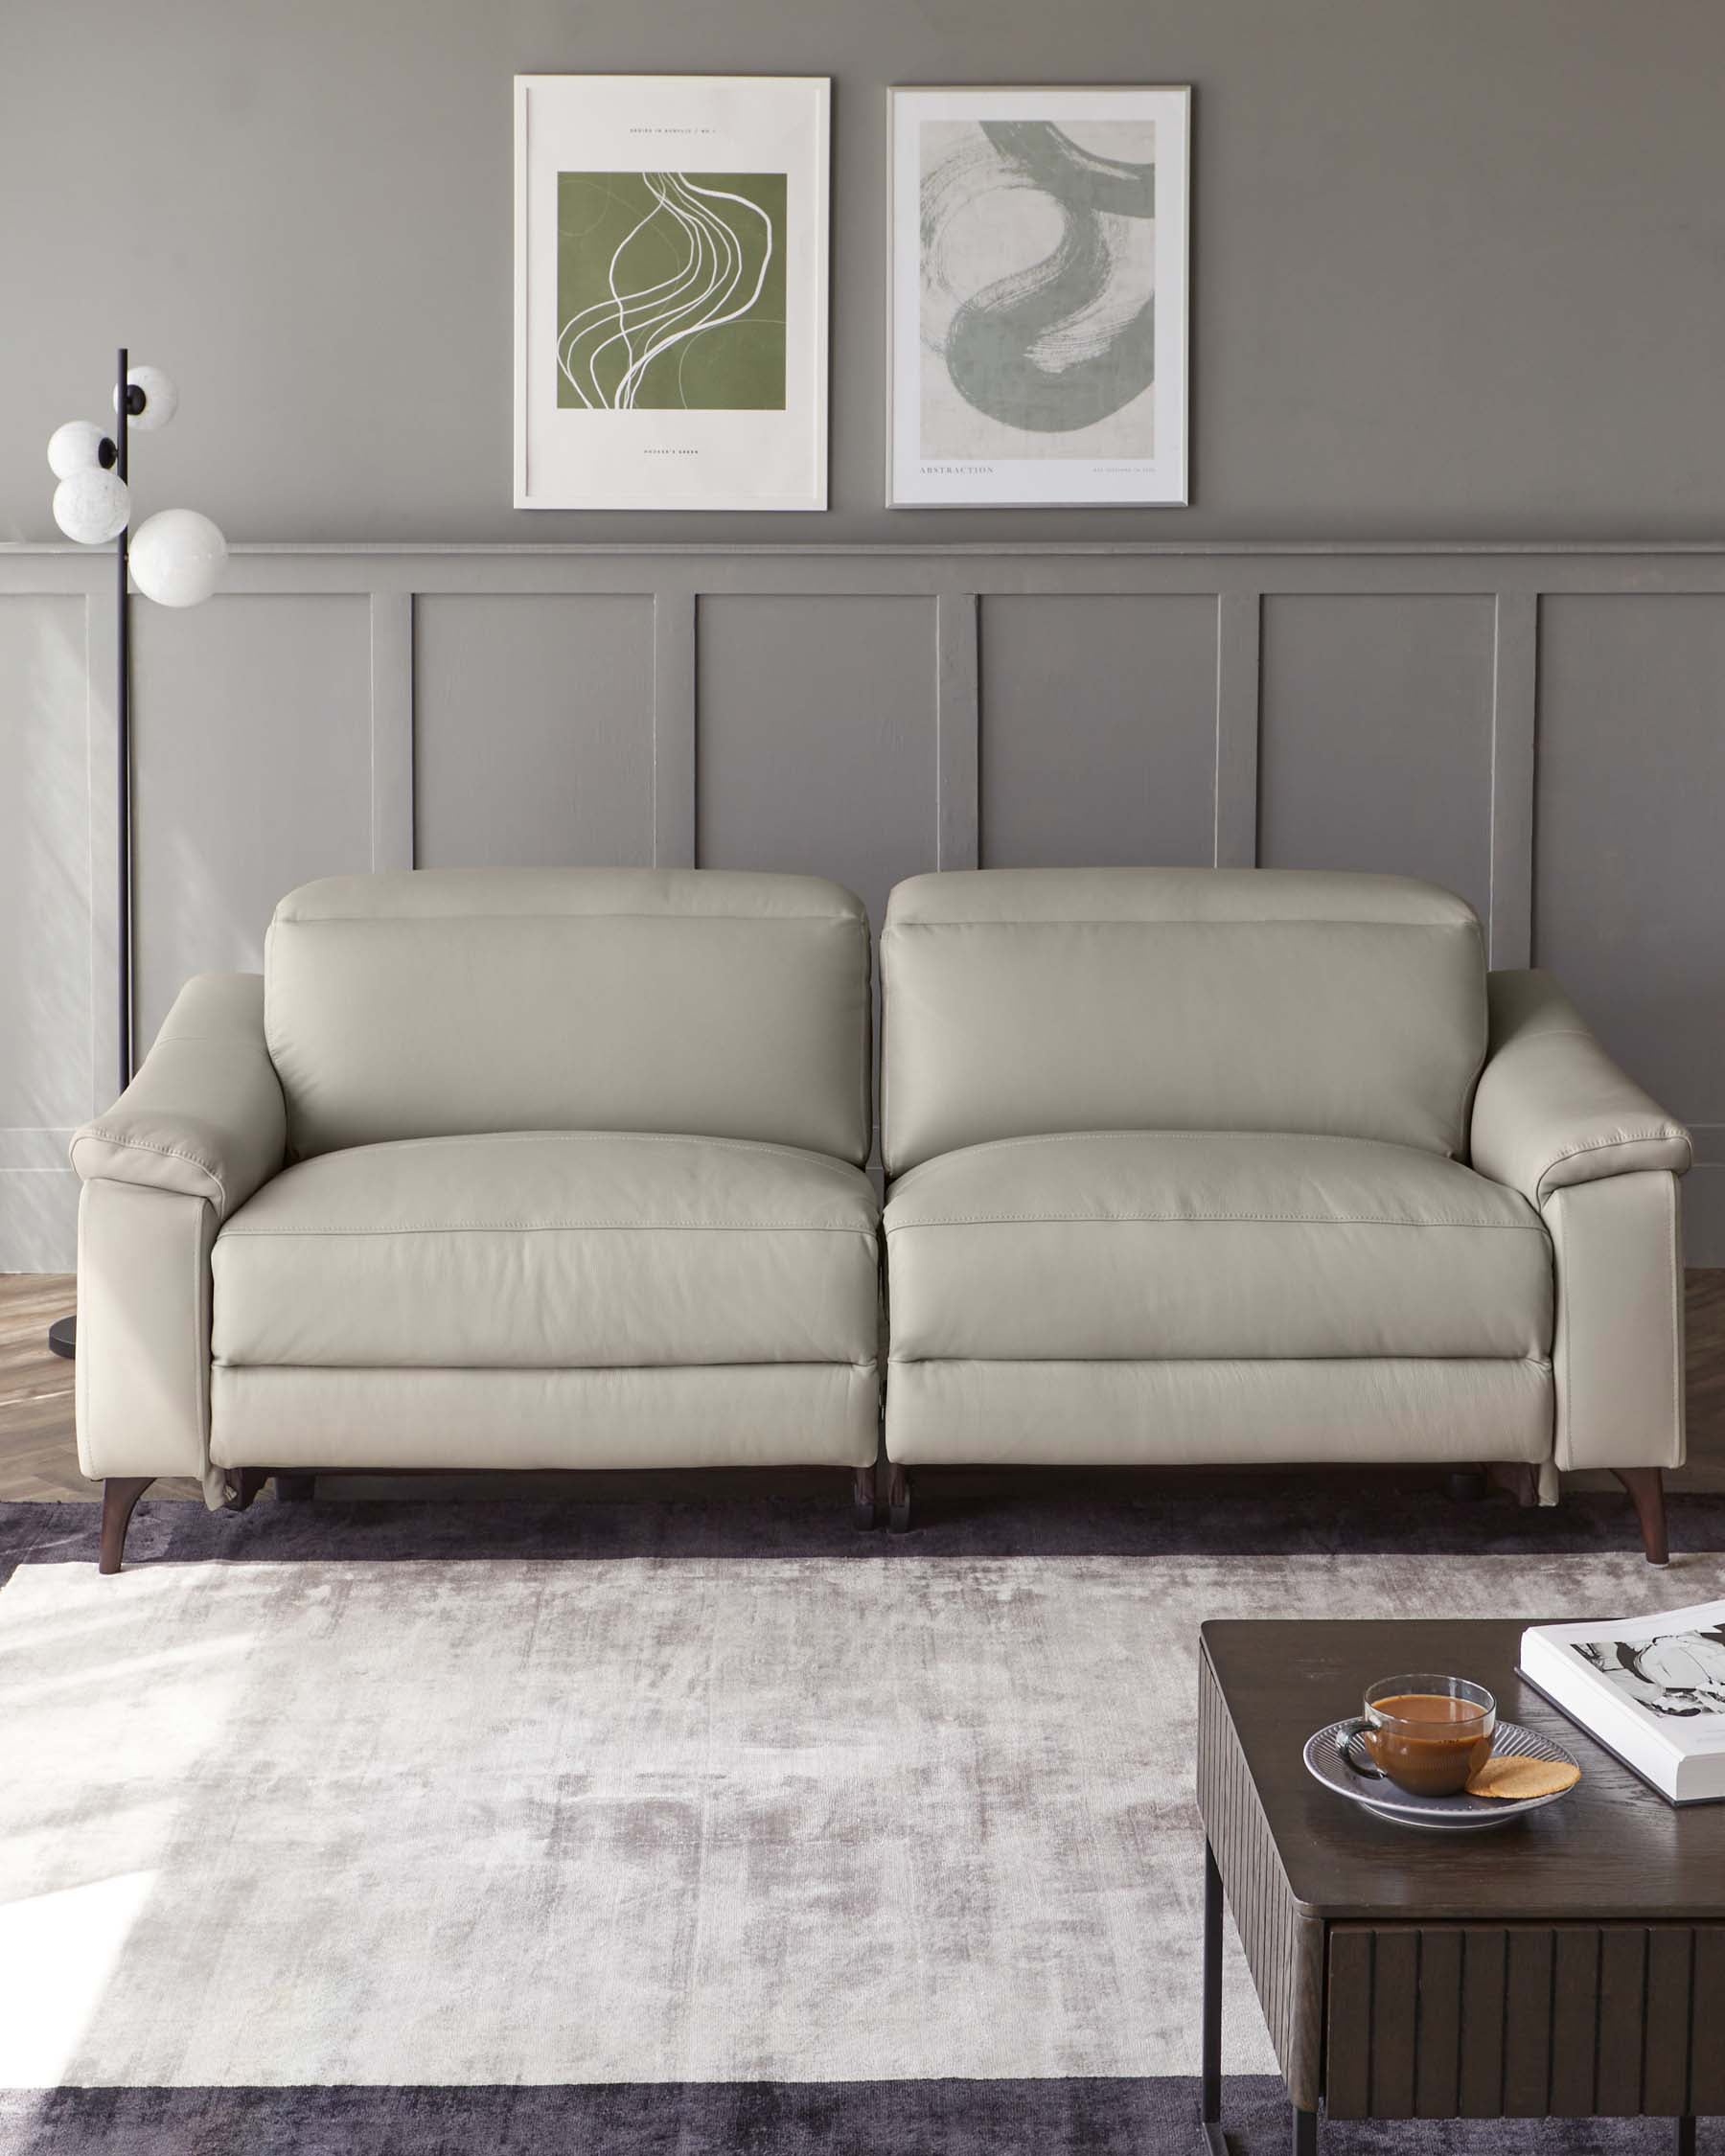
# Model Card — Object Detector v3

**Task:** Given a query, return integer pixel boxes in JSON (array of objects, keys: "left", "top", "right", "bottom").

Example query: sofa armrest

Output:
[
  {"left": 70, "top": 974, "right": 287, "bottom": 1222},
  {"left": 1470, "top": 971, "right": 1690, "bottom": 1209}
]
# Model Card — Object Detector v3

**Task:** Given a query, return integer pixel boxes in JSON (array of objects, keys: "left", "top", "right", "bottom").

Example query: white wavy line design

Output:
[{"left": 558, "top": 174, "right": 775, "bottom": 411}]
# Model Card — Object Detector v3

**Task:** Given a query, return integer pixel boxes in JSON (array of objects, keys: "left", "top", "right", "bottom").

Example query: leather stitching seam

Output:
[
  {"left": 276, "top": 910, "right": 862, "bottom": 929},
  {"left": 75, "top": 1131, "right": 226, "bottom": 1208},
  {"left": 1534, "top": 1127, "right": 1692, "bottom": 1204},
  {"left": 889, "top": 1129, "right": 1478, "bottom": 1170},
  {"left": 218, "top": 1222, "right": 880, "bottom": 1238},
  {"left": 885, "top": 1214, "right": 1544, "bottom": 1232},
  {"left": 884, "top": 918, "right": 1479, "bottom": 933},
  {"left": 266, "top": 1130, "right": 866, "bottom": 1167}
]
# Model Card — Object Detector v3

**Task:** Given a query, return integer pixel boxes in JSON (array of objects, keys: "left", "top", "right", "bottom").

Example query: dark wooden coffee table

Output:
[{"left": 1197, "top": 1618, "right": 1724, "bottom": 2153}]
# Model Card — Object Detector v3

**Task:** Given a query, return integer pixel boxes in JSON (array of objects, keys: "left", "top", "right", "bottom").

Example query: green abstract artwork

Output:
[{"left": 557, "top": 172, "right": 787, "bottom": 411}]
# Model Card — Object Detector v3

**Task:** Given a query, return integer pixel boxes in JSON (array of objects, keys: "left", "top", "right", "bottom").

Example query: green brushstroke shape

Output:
[{"left": 934, "top": 124, "right": 1155, "bottom": 435}]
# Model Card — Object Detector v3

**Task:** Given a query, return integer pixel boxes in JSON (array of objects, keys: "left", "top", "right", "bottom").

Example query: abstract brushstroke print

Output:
[
  {"left": 557, "top": 172, "right": 787, "bottom": 411},
  {"left": 920, "top": 121, "right": 1157, "bottom": 457}
]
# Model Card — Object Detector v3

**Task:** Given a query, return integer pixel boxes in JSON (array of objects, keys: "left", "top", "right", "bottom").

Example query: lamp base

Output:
[{"left": 48, "top": 1314, "right": 77, "bottom": 1360}]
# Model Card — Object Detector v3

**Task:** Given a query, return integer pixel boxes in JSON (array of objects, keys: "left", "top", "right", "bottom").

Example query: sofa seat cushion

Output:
[
  {"left": 213, "top": 1132, "right": 880, "bottom": 1369},
  {"left": 885, "top": 1131, "right": 1551, "bottom": 1363}
]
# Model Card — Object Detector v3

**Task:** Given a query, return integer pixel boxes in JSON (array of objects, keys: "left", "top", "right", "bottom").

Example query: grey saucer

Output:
[{"left": 1303, "top": 1716, "right": 1580, "bottom": 1832}]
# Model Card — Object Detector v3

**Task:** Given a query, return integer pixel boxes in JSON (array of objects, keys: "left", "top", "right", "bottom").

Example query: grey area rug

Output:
[{"left": 6, "top": 1531, "right": 1725, "bottom": 2154}]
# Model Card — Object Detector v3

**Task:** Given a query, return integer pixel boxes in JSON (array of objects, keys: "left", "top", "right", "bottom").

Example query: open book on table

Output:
[{"left": 1520, "top": 1600, "right": 1725, "bottom": 1805}]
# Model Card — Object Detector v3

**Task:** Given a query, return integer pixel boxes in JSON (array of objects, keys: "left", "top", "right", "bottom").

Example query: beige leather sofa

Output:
[
  {"left": 73, "top": 869, "right": 882, "bottom": 1569},
  {"left": 880, "top": 868, "right": 1690, "bottom": 1561}
]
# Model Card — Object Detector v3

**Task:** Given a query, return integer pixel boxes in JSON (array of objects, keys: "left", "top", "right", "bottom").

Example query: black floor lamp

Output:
[{"left": 45, "top": 350, "right": 227, "bottom": 1360}]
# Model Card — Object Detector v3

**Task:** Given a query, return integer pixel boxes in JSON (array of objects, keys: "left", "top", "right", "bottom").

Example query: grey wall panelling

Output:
[
  {"left": 130, "top": 595, "right": 375, "bottom": 1046},
  {"left": 1533, "top": 595, "right": 1725, "bottom": 1153},
  {"left": 1, "top": 541, "right": 1720, "bottom": 1268},
  {"left": 0, "top": 591, "right": 95, "bottom": 1269},
  {"left": 979, "top": 595, "right": 1218, "bottom": 869},
  {"left": 696, "top": 593, "right": 939, "bottom": 929},
  {"left": 413, "top": 595, "right": 656, "bottom": 870},
  {"left": 1257, "top": 594, "right": 1497, "bottom": 923}
]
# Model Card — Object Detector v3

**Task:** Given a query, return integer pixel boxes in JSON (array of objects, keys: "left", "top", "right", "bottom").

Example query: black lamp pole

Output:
[
  {"left": 47, "top": 348, "right": 142, "bottom": 1364},
  {"left": 116, "top": 343, "right": 134, "bottom": 1092}
]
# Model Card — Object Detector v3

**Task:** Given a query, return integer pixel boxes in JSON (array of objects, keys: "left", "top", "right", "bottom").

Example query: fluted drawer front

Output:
[{"left": 1325, "top": 1922, "right": 1725, "bottom": 2121}]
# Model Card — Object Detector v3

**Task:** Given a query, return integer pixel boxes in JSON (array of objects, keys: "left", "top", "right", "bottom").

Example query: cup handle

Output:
[{"left": 1337, "top": 1717, "right": 1387, "bottom": 1779}]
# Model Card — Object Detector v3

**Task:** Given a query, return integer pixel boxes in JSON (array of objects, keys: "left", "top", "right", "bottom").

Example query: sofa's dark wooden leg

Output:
[
  {"left": 275, "top": 1474, "right": 316, "bottom": 1502},
  {"left": 1614, "top": 1466, "right": 1669, "bottom": 1566},
  {"left": 1487, "top": 1461, "right": 1540, "bottom": 1509},
  {"left": 99, "top": 1478, "right": 152, "bottom": 1575},
  {"left": 1445, "top": 1466, "right": 1487, "bottom": 1502},
  {"left": 851, "top": 1464, "right": 878, "bottom": 1530},
  {"left": 887, "top": 1463, "right": 911, "bottom": 1534},
  {"left": 221, "top": 1467, "right": 269, "bottom": 1513}
]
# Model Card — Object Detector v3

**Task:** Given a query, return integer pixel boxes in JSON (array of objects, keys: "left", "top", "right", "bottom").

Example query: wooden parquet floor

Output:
[
  {"left": 6, "top": 1270, "right": 1724, "bottom": 1502},
  {"left": 0, "top": 1273, "right": 83, "bottom": 1499}
]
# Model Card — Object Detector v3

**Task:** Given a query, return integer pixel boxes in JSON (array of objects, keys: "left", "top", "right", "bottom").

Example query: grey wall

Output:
[
  {"left": 3, "top": 542, "right": 1722, "bottom": 1268},
  {"left": 2, "top": 6, "right": 1722, "bottom": 1271},
  {"left": 4, "top": 0, "right": 1725, "bottom": 543}
]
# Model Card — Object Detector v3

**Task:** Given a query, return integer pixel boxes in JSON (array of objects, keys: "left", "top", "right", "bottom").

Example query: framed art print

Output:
[
  {"left": 515, "top": 76, "right": 829, "bottom": 510},
  {"left": 888, "top": 86, "right": 1190, "bottom": 507}
]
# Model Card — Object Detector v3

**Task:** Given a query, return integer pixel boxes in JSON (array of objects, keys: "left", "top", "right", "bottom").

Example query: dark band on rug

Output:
[
  {"left": 6, "top": 1473, "right": 1725, "bottom": 1588},
  {"left": 0, "top": 2079, "right": 1705, "bottom": 2156}
]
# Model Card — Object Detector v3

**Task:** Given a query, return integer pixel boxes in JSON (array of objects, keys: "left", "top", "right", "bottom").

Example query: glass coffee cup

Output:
[{"left": 1341, "top": 1675, "right": 1497, "bottom": 1797}]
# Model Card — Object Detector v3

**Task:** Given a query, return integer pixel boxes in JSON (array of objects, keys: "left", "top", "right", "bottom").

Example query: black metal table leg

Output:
[
  {"left": 1202, "top": 1836, "right": 1226, "bottom": 2152},
  {"left": 1293, "top": 2107, "right": 1319, "bottom": 2153},
  {"left": 1675, "top": 2117, "right": 1695, "bottom": 2156}
]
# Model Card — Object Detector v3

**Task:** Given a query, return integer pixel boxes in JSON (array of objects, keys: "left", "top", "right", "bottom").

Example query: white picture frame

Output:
[
  {"left": 888, "top": 85, "right": 1190, "bottom": 508},
  {"left": 514, "top": 75, "right": 830, "bottom": 511}
]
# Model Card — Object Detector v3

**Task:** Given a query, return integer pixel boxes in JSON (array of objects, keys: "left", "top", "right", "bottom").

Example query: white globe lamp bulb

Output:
[
  {"left": 114, "top": 364, "right": 178, "bottom": 431},
  {"left": 53, "top": 469, "right": 130, "bottom": 544},
  {"left": 129, "top": 509, "right": 227, "bottom": 608},
  {"left": 48, "top": 420, "right": 111, "bottom": 479}
]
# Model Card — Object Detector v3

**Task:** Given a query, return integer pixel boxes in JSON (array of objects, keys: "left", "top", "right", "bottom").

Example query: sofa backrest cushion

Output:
[
  {"left": 265, "top": 869, "right": 872, "bottom": 1165},
  {"left": 881, "top": 868, "right": 1486, "bottom": 1176}
]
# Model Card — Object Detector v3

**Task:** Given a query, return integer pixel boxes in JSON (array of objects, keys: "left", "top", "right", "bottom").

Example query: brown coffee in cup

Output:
[{"left": 1353, "top": 1675, "right": 1496, "bottom": 1797}]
